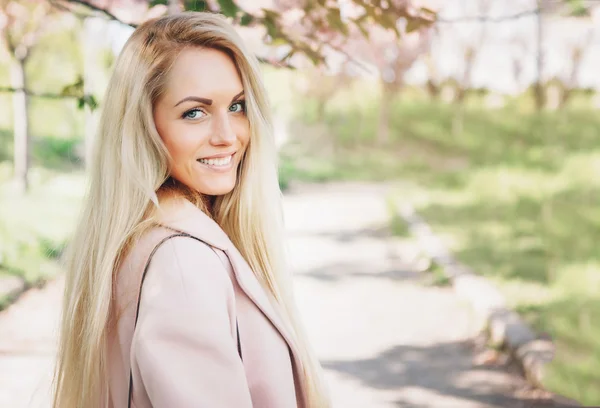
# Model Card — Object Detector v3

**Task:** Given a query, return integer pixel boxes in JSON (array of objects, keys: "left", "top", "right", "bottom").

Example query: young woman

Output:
[{"left": 52, "top": 12, "right": 329, "bottom": 408}]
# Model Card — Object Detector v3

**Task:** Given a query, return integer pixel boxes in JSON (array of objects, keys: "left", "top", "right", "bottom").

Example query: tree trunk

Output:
[
  {"left": 455, "top": 86, "right": 467, "bottom": 105},
  {"left": 10, "top": 56, "right": 29, "bottom": 194},
  {"left": 82, "top": 18, "right": 101, "bottom": 168},
  {"left": 558, "top": 88, "right": 571, "bottom": 110},
  {"left": 534, "top": 5, "right": 545, "bottom": 111},
  {"left": 560, "top": 44, "right": 587, "bottom": 110},
  {"left": 452, "top": 103, "right": 465, "bottom": 137},
  {"left": 377, "top": 81, "right": 395, "bottom": 145},
  {"left": 316, "top": 100, "right": 326, "bottom": 122},
  {"left": 456, "top": 47, "right": 475, "bottom": 105},
  {"left": 426, "top": 80, "right": 440, "bottom": 100}
]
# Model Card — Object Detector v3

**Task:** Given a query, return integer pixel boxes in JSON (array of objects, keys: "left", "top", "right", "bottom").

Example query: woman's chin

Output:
[{"left": 195, "top": 176, "right": 237, "bottom": 197}]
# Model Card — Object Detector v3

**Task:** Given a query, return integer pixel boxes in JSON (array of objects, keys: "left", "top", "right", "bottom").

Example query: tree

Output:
[
  {"left": 423, "top": 24, "right": 441, "bottom": 100},
  {"left": 509, "top": 33, "right": 528, "bottom": 93},
  {"left": 0, "top": 0, "right": 54, "bottom": 194},
  {"left": 531, "top": 0, "right": 594, "bottom": 110},
  {"left": 429, "top": 0, "right": 491, "bottom": 135},
  {"left": 56, "top": 0, "right": 437, "bottom": 66},
  {"left": 533, "top": 0, "right": 546, "bottom": 111},
  {"left": 454, "top": 0, "right": 492, "bottom": 105},
  {"left": 300, "top": 62, "right": 352, "bottom": 122},
  {"left": 347, "top": 23, "right": 431, "bottom": 144},
  {"left": 301, "top": 0, "right": 433, "bottom": 145},
  {"left": 558, "top": 4, "right": 596, "bottom": 108}
]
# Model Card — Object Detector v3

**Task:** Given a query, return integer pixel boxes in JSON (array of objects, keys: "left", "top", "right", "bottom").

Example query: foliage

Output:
[
  {"left": 0, "top": 0, "right": 52, "bottom": 61},
  {"left": 278, "top": 158, "right": 296, "bottom": 192},
  {"left": 0, "top": 1, "right": 98, "bottom": 109},
  {"left": 389, "top": 212, "right": 410, "bottom": 238},
  {"left": 563, "top": 0, "right": 593, "bottom": 16},
  {"left": 59, "top": 0, "right": 437, "bottom": 65}
]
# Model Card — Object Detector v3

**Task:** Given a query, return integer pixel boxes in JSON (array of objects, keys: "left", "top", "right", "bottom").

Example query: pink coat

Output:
[{"left": 106, "top": 197, "right": 306, "bottom": 408}]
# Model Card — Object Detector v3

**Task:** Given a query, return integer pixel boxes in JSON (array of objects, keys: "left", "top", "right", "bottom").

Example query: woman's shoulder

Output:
[
  {"left": 147, "top": 230, "right": 227, "bottom": 274},
  {"left": 123, "top": 225, "right": 225, "bottom": 275},
  {"left": 114, "top": 225, "right": 232, "bottom": 313}
]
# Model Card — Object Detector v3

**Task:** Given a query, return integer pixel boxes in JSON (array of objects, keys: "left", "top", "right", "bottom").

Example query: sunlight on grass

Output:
[
  {"left": 0, "top": 168, "right": 85, "bottom": 287},
  {"left": 392, "top": 150, "right": 600, "bottom": 405},
  {"left": 465, "top": 167, "right": 561, "bottom": 203},
  {"left": 389, "top": 160, "right": 600, "bottom": 405}
]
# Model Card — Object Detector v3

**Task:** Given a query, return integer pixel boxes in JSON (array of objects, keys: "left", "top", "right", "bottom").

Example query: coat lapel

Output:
[
  {"left": 155, "top": 197, "right": 305, "bottom": 388},
  {"left": 223, "top": 244, "right": 299, "bottom": 351}
]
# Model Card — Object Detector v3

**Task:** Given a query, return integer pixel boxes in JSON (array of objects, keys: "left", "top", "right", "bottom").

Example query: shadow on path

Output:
[
  {"left": 288, "top": 225, "right": 392, "bottom": 243},
  {"left": 322, "top": 341, "right": 573, "bottom": 408},
  {"left": 300, "top": 261, "right": 418, "bottom": 283}
]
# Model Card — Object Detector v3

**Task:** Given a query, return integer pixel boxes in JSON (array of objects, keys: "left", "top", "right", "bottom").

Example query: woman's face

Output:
[{"left": 154, "top": 47, "right": 250, "bottom": 197}]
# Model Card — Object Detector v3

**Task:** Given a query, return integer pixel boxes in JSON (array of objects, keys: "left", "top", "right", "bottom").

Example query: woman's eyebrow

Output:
[
  {"left": 174, "top": 91, "right": 244, "bottom": 107},
  {"left": 230, "top": 90, "right": 244, "bottom": 102},
  {"left": 174, "top": 96, "right": 212, "bottom": 107}
]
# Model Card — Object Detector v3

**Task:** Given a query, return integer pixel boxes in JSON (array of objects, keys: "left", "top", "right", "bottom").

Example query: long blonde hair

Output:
[{"left": 53, "top": 12, "right": 329, "bottom": 408}]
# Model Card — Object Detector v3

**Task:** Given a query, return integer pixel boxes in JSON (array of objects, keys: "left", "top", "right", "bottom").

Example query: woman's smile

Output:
[{"left": 196, "top": 153, "right": 235, "bottom": 172}]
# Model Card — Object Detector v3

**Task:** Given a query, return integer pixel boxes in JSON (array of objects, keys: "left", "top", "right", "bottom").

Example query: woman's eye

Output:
[
  {"left": 229, "top": 101, "right": 246, "bottom": 113},
  {"left": 183, "top": 108, "right": 205, "bottom": 120}
]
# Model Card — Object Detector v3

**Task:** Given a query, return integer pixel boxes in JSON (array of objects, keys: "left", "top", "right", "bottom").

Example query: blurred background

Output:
[{"left": 0, "top": 0, "right": 599, "bottom": 406}]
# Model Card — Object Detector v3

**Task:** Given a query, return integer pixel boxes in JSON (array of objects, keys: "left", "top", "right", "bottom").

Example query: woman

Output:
[{"left": 52, "top": 12, "right": 329, "bottom": 408}]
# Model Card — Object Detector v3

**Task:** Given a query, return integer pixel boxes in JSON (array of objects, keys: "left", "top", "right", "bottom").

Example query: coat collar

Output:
[
  {"left": 154, "top": 196, "right": 306, "bottom": 399},
  {"left": 155, "top": 197, "right": 231, "bottom": 251}
]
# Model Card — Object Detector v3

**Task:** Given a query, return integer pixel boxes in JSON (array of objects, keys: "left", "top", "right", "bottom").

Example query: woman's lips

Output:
[{"left": 196, "top": 154, "right": 235, "bottom": 172}]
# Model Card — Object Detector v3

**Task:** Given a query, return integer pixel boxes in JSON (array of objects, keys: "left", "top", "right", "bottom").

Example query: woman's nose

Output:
[{"left": 210, "top": 111, "right": 236, "bottom": 145}]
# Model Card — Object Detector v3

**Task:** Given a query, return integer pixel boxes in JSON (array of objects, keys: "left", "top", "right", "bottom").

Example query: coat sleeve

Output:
[{"left": 130, "top": 236, "right": 253, "bottom": 407}]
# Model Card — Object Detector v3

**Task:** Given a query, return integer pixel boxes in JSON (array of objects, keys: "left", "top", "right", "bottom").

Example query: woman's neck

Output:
[
  {"left": 203, "top": 195, "right": 215, "bottom": 218},
  {"left": 158, "top": 178, "right": 215, "bottom": 218}
]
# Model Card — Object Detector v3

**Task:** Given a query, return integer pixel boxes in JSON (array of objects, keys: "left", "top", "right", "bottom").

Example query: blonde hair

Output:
[{"left": 53, "top": 12, "right": 329, "bottom": 408}]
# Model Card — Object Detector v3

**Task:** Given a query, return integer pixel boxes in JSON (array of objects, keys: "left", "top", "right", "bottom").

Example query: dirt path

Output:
[
  {"left": 285, "top": 182, "right": 554, "bottom": 408},
  {"left": 0, "top": 277, "right": 61, "bottom": 407},
  {"left": 0, "top": 182, "right": 554, "bottom": 407}
]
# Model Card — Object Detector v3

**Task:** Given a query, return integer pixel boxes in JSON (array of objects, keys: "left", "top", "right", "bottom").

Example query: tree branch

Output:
[
  {"left": 53, "top": 0, "right": 136, "bottom": 27},
  {"left": 52, "top": 0, "right": 431, "bottom": 72},
  {"left": 438, "top": 0, "right": 600, "bottom": 23},
  {"left": 323, "top": 41, "right": 373, "bottom": 73},
  {"left": 0, "top": 4, "right": 17, "bottom": 55},
  {"left": 0, "top": 86, "right": 91, "bottom": 100},
  {"left": 256, "top": 56, "right": 295, "bottom": 69},
  {"left": 437, "top": 9, "right": 539, "bottom": 23}
]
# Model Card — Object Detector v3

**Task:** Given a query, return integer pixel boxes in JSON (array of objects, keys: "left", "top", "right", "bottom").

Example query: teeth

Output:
[{"left": 198, "top": 155, "right": 233, "bottom": 166}]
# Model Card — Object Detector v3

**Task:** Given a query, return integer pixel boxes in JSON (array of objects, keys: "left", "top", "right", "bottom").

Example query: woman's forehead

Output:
[{"left": 164, "top": 47, "right": 244, "bottom": 103}]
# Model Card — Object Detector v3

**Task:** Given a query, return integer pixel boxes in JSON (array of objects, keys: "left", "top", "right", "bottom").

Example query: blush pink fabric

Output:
[{"left": 105, "top": 197, "right": 306, "bottom": 408}]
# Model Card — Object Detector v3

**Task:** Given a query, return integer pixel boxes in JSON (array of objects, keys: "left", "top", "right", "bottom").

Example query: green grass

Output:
[
  {"left": 274, "top": 73, "right": 600, "bottom": 405},
  {"left": 389, "top": 212, "right": 411, "bottom": 238},
  {"left": 0, "top": 120, "right": 82, "bottom": 171},
  {"left": 0, "top": 163, "right": 85, "bottom": 307}
]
